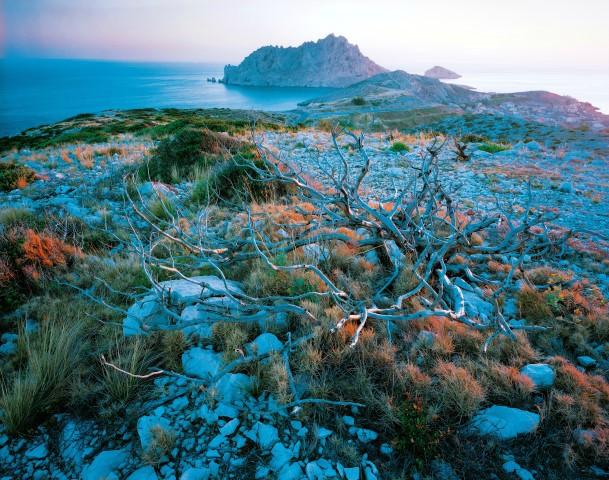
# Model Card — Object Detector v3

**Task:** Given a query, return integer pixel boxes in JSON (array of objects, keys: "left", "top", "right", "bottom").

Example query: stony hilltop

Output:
[
  {"left": 223, "top": 34, "right": 387, "bottom": 87},
  {"left": 424, "top": 66, "right": 461, "bottom": 79}
]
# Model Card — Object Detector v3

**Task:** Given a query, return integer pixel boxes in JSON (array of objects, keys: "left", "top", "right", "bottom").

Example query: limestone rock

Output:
[
  {"left": 137, "top": 415, "right": 172, "bottom": 450},
  {"left": 127, "top": 466, "right": 159, "bottom": 480},
  {"left": 469, "top": 405, "right": 540, "bottom": 439},
  {"left": 82, "top": 449, "right": 128, "bottom": 480},
  {"left": 182, "top": 347, "right": 222, "bottom": 379},
  {"left": 521, "top": 363, "right": 555, "bottom": 389}
]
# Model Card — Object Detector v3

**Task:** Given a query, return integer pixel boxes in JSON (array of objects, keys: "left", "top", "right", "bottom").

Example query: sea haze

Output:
[
  {"left": 1, "top": 58, "right": 608, "bottom": 137},
  {"left": 0, "top": 58, "right": 335, "bottom": 137}
]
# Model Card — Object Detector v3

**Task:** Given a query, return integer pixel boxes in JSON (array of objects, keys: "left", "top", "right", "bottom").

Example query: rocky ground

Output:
[{"left": 1, "top": 117, "right": 609, "bottom": 480}]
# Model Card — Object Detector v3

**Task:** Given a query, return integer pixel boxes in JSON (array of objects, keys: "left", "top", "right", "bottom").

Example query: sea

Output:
[{"left": 1, "top": 58, "right": 608, "bottom": 137}]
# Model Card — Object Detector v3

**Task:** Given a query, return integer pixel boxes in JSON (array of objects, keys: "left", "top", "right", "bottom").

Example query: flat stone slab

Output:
[
  {"left": 182, "top": 347, "right": 222, "bottom": 379},
  {"left": 520, "top": 363, "right": 555, "bottom": 389},
  {"left": 469, "top": 405, "right": 540, "bottom": 440}
]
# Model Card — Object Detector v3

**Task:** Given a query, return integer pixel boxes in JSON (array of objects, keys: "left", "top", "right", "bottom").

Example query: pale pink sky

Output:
[{"left": 2, "top": 0, "right": 608, "bottom": 72}]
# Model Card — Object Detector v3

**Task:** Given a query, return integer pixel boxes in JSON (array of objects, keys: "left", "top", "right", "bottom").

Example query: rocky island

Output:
[
  {"left": 222, "top": 34, "right": 387, "bottom": 87},
  {"left": 424, "top": 65, "right": 462, "bottom": 79}
]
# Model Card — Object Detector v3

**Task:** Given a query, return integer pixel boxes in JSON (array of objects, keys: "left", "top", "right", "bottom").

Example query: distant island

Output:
[
  {"left": 424, "top": 65, "right": 462, "bottom": 79},
  {"left": 222, "top": 34, "right": 387, "bottom": 87}
]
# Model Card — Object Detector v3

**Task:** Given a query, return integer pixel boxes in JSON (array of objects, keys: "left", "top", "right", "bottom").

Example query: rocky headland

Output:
[{"left": 222, "top": 34, "right": 387, "bottom": 87}]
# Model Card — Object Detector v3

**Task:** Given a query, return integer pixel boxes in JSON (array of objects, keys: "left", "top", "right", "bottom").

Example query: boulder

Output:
[
  {"left": 246, "top": 333, "right": 283, "bottom": 356},
  {"left": 470, "top": 406, "right": 539, "bottom": 439},
  {"left": 160, "top": 276, "right": 243, "bottom": 307},
  {"left": 213, "top": 373, "right": 252, "bottom": 403},
  {"left": 462, "top": 290, "right": 494, "bottom": 323},
  {"left": 123, "top": 295, "right": 167, "bottom": 336},
  {"left": 182, "top": 348, "right": 222, "bottom": 379},
  {"left": 520, "top": 363, "right": 555, "bottom": 389}
]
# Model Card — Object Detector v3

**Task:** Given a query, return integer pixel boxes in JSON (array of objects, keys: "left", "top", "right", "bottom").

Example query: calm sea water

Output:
[
  {"left": 0, "top": 58, "right": 334, "bottom": 137},
  {"left": 1, "top": 58, "right": 607, "bottom": 137}
]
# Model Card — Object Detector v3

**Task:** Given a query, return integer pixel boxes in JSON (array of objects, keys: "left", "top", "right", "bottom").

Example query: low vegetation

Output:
[
  {"left": 0, "top": 115, "right": 608, "bottom": 480},
  {"left": 0, "top": 162, "right": 36, "bottom": 191},
  {"left": 478, "top": 141, "right": 511, "bottom": 154}
]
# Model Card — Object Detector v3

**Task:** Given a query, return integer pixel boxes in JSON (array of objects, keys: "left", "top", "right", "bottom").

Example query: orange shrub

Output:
[{"left": 22, "top": 229, "right": 81, "bottom": 270}]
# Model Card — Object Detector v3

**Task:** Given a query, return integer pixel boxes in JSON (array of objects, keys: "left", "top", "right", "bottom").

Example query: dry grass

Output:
[
  {"left": 431, "top": 361, "right": 484, "bottom": 420},
  {"left": 517, "top": 286, "right": 552, "bottom": 321}
]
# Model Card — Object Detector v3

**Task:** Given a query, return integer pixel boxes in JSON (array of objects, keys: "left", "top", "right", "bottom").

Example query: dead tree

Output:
[{"left": 82, "top": 127, "right": 570, "bottom": 403}]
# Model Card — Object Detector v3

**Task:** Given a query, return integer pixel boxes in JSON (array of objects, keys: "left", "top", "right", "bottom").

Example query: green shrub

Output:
[
  {"left": 461, "top": 133, "right": 488, "bottom": 143},
  {"left": 191, "top": 158, "right": 290, "bottom": 204},
  {"left": 99, "top": 337, "right": 158, "bottom": 410},
  {"left": 0, "top": 321, "right": 85, "bottom": 434},
  {"left": 147, "top": 196, "right": 179, "bottom": 221},
  {"left": 478, "top": 142, "right": 510, "bottom": 154},
  {"left": 351, "top": 97, "right": 367, "bottom": 106},
  {"left": 144, "top": 128, "right": 254, "bottom": 183},
  {"left": 390, "top": 142, "right": 409, "bottom": 153},
  {"left": 0, "top": 162, "right": 36, "bottom": 191}
]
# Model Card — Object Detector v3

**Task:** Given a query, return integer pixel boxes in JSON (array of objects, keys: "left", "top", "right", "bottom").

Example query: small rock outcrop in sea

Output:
[
  {"left": 424, "top": 65, "right": 461, "bottom": 79},
  {"left": 223, "top": 34, "right": 387, "bottom": 87}
]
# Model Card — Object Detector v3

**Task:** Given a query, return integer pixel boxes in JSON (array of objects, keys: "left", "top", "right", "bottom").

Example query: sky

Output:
[{"left": 2, "top": 0, "right": 609, "bottom": 73}]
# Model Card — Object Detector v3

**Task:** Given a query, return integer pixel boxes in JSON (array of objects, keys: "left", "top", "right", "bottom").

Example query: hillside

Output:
[
  {"left": 223, "top": 34, "right": 387, "bottom": 87},
  {"left": 300, "top": 69, "right": 483, "bottom": 108}
]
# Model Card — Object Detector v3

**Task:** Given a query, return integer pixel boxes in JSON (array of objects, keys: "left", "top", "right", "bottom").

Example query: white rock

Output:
[
  {"left": 469, "top": 406, "right": 540, "bottom": 440},
  {"left": 123, "top": 295, "right": 167, "bottom": 336},
  {"left": 215, "top": 403, "right": 239, "bottom": 418},
  {"left": 82, "top": 450, "right": 128, "bottom": 480},
  {"left": 344, "top": 467, "right": 360, "bottom": 480},
  {"left": 306, "top": 462, "right": 325, "bottom": 480},
  {"left": 137, "top": 415, "right": 172, "bottom": 450},
  {"left": 277, "top": 462, "right": 304, "bottom": 480},
  {"left": 503, "top": 460, "right": 535, "bottom": 480},
  {"left": 213, "top": 373, "right": 252, "bottom": 403},
  {"left": 342, "top": 415, "right": 355, "bottom": 426},
  {"left": 160, "top": 276, "right": 243, "bottom": 306},
  {"left": 127, "top": 466, "right": 158, "bottom": 480},
  {"left": 316, "top": 427, "right": 333, "bottom": 440},
  {"left": 349, "top": 427, "right": 378, "bottom": 443},
  {"left": 219, "top": 418, "right": 240, "bottom": 436},
  {"left": 462, "top": 290, "right": 494, "bottom": 323},
  {"left": 520, "top": 363, "right": 555, "bottom": 389},
  {"left": 180, "top": 468, "right": 210, "bottom": 480},
  {"left": 577, "top": 356, "right": 597, "bottom": 368},
  {"left": 246, "top": 333, "right": 283, "bottom": 356},
  {"left": 182, "top": 348, "right": 222, "bottom": 379},
  {"left": 380, "top": 443, "right": 393, "bottom": 456},
  {"left": 270, "top": 442, "right": 293, "bottom": 471},
  {"left": 245, "top": 421, "right": 279, "bottom": 450},
  {"left": 25, "top": 443, "right": 48, "bottom": 459}
]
